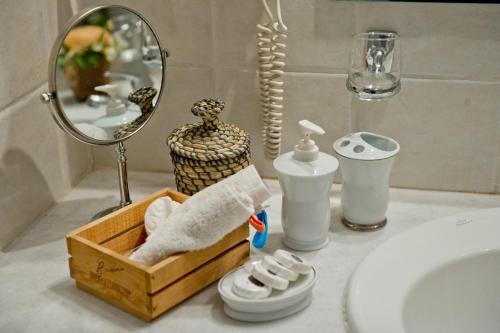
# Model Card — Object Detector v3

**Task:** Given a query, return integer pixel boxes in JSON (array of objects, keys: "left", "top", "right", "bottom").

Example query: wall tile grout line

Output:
[
  {"left": 491, "top": 113, "right": 500, "bottom": 193},
  {"left": 0, "top": 81, "right": 49, "bottom": 114},
  {"left": 209, "top": 0, "right": 217, "bottom": 97},
  {"left": 209, "top": 65, "right": 500, "bottom": 83},
  {"left": 202, "top": 67, "right": 500, "bottom": 86},
  {"left": 0, "top": 83, "right": 49, "bottom": 117}
]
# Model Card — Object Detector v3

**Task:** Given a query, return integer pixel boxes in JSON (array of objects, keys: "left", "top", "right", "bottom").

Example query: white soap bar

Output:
[
  {"left": 251, "top": 262, "right": 289, "bottom": 290},
  {"left": 231, "top": 272, "right": 272, "bottom": 299},
  {"left": 262, "top": 255, "right": 298, "bottom": 281},
  {"left": 144, "top": 196, "right": 180, "bottom": 235},
  {"left": 274, "top": 249, "right": 312, "bottom": 275}
]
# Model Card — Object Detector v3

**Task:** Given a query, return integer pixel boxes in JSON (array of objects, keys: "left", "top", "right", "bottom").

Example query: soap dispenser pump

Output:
[
  {"left": 92, "top": 84, "right": 141, "bottom": 137},
  {"left": 293, "top": 120, "right": 324, "bottom": 162},
  {"left": 273, "top": 120, "right": 338, "bottom": 251},
  {"left": 94, "top": 84, "right": 126, "bottom": 116}
]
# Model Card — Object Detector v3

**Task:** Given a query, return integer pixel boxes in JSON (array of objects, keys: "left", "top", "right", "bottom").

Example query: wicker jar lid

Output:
[{"left": 167, "top": 98, "right": 250, "bottom": 162}]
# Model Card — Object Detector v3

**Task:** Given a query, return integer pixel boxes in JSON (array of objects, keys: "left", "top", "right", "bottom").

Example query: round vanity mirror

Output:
[
  {"left": 41, "top": 5, "right": 168, "bottom": 218},
  {"left": 42, "top": 5, "right": 166, "bottom": 144}
]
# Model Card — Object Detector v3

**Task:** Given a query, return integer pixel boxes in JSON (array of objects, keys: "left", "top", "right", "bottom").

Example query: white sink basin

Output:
[{"left": 344, "top": 208, "right": 500, "bottom": 333}]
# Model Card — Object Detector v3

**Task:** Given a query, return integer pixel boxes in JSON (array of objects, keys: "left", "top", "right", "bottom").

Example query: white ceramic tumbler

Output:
[{"left": 333, "top": 132, "right": 399, "bottom": 231}]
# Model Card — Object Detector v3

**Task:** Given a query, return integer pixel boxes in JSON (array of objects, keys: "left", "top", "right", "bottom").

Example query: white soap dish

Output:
[{"left": 218, "top": 259, "right": 317, "bottom": 322}]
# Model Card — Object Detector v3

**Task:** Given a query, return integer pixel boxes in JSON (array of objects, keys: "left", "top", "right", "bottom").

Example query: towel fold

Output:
[
  {"left": 226, "top": 164, "right": 271, "bottom": 208},
  {"left": 144, "top": 196, "right": 180, "bottom": 235},
  {"left": 130, "top": 165, "right": 270, "bottom": 266}
]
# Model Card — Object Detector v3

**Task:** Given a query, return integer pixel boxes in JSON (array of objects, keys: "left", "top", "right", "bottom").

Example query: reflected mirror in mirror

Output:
[{"left": 52, "top": 6, "right": 165, "bottom": 144}]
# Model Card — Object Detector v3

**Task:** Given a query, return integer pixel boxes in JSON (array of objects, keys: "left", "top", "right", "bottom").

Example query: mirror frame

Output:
[{"left": 45, "top": 5, "right": 167, "bottom": 145}]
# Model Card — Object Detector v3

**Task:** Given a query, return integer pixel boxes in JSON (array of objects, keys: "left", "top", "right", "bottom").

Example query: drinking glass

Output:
[{"left": 347, "top": 32, "right": 401, "bottom": 101}]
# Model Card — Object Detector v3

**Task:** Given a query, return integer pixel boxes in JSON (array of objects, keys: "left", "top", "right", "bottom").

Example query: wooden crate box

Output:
[{"left": 66, "top": 188, "right": 250, "bottom": 321}]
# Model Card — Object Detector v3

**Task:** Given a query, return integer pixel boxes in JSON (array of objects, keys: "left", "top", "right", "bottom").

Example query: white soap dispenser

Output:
[
  {"left": 92, "top": 84, "right": 141, "bottom": 137},
  {"left": 273, "top": 120, "right": 339, "bottom": 251},
  {"left": 94, "top": 84, "right": 127, "bottom": 116}
]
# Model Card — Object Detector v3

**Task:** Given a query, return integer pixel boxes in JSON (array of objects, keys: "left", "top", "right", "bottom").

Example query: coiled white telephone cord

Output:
[{"left": 257, "top": 0, "right": 287, "bottom": 158}]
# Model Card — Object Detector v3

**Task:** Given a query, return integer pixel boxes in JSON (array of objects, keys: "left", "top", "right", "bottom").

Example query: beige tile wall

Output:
[
  {"left": 77, "top": 0, "right": 500, "bottom": 194},
  {"left": 0, "top": 0, "right": 92, "bottom": 250},
  {"left": 0, "top": 1, "right": 49, "bottom": 110}
]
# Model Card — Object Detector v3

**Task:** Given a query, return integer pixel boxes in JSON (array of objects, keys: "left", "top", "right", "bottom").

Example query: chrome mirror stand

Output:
[
  {"left": 41, "top": 93, "right": 133, "bottom": 221},
  {"left": 91, "top": 141, "right": 132, "bottom": 220}
]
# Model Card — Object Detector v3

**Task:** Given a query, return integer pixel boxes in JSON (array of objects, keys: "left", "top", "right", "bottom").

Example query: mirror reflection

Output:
[{"left": 55, "top": 7, "right": 163, "bottom": 142}]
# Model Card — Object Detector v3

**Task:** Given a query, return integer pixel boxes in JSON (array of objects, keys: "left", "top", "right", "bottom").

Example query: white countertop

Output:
[{"left": 1, "top": 169, "right": 500, "bottom": 332}]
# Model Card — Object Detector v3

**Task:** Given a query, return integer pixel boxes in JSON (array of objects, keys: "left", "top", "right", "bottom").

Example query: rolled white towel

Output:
[
  {"left": 130, "top": 165, "right": 271, "bottom": 266},
  {"left": 145, "top": 165, "right": 270, "bottom": 236},
  {"left": 225, "top": 165, "right": 271, "bottom": 209},
  {"left": 231, "top": 272, "right": 272, "bottom": 299},
  {"left": 251, "top": 262, "right": 289, "bottom": 290},
  {"left": 262, "top": 255, "right": 298, "bottom": 281},
  {"left": 274, "top": 249, "right": 312, "bottom": 275},
  {"left": 144, "top": 196, "right": 180, "bottom": 235},
  {"left": 130, "top": 183, "right": 255, "bottom": 265}
]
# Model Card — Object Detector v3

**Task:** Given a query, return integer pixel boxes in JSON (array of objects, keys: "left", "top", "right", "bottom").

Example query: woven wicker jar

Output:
[{"left": 167, "top": 98, "right": 251, "bottom": 195}]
